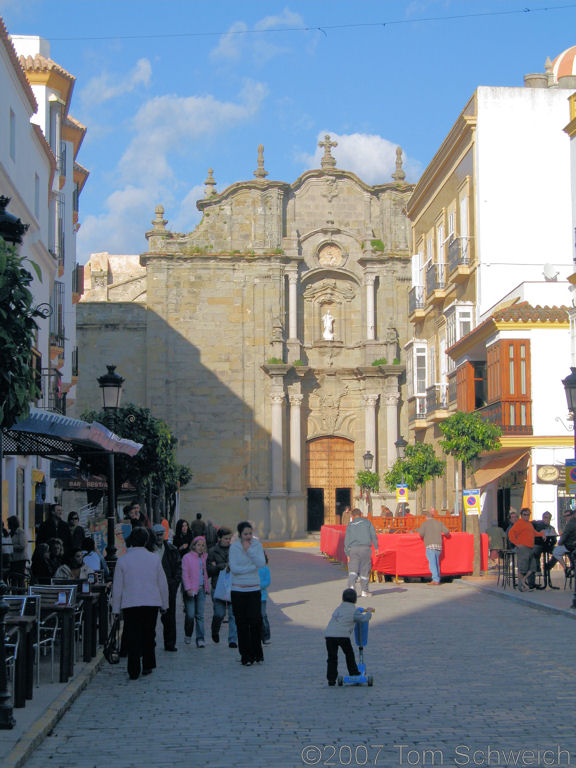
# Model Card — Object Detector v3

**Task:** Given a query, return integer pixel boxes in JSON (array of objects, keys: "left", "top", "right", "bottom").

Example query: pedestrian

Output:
[
  {"left": 344, "top": 508, "right": 379, "bottom": 597},
  {"left": 508, "top": 507, "right": 545, "bottom": 592},
  {"left": 111, "top": 527, "right": 169, "bottom": 680},
  {"left": 152, "top": 524, "right": 181, "bottom": 652},
  {"left": 207, "top": 527, "right": 237, "bottom": 648},
  {"left": 7, "top": 515, "right": 27, "bottom": 585},
  {"left": 325, "top": 588, "right": 373, "bottom": 686},
  {"left": 36, "top": 503, "right": 71, "bottom": 553},
  {"left": 173, "top": 519, "right": 193, "bottom": 556},
  {"left": 182, "top": 535, "right": 210, "bottom": 648},
  {"left": 190, "top": 512, "right": 207, "bottom": 539},
  {"left": 417, "top": 508, "right": 450, "bottom": 585},
  {"left": 68, "top": 511, "right": 85, "bottom": 552},
  {"left": 259, "top": 552, "right": 271, "bottom": 646},
  {"left": 229, "top": 521, "right": 266, "bottom": 666}
]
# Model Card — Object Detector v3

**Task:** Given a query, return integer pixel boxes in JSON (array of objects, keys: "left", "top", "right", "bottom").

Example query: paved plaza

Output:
[{"left": 11, "top": 548, "right": 576, "bottom": 768}]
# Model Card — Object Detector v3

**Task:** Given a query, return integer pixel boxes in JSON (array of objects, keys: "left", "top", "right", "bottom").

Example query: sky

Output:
[{"left": 2, "top": 0, "right": 576, "bottom": 263}]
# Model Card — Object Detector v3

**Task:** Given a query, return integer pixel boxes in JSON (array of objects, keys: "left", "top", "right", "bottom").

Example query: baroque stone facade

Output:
[{"left": 78, "top": 141, "right": 414, "bottom": 537}]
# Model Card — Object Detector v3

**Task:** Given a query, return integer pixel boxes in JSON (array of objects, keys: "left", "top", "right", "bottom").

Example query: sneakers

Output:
[
  {"left": 184, "top": 636, "right": 191, "bottom": 645},
  {"left": 328, "top": 681, "right": 336, "bottom": 686},
  {"left": 212, "top": 632, "right": 220, "bottom": 644},
  {"left": 262, "top": 639, "right": 271, "bottom": 645},
  {"left": 196, "top": 639, "right": 205, "bottom": 648},
  {"left": 229, "top": 641, "right": 238, "bottom": 648},
  {"left": 361, "top": 591, "right": 370, "bottom": 598}
]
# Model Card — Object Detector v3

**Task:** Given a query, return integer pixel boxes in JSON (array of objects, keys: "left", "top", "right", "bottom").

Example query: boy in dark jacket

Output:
[
  {"left": 325, "top": 588, "right": 373, "bottom": 686},
  {"left": 207, "top": 527, "right": 237, "bottom": 648}
]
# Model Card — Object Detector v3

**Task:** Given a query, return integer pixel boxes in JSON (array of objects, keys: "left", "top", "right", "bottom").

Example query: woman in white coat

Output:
[
  {"left": 112, "top": 527, "right": 169, "bottom": 679},
  {"left": 228, "top": 521, "right": 266, "bottom": 666}
]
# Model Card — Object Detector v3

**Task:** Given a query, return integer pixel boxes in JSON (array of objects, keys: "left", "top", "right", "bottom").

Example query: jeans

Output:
[
  {"left": 183, "top": 587, "right": 206, "bottom": 642},
  {"left": 325, "top": 637, "right": 359, "bottom": 683},
  {"left": 347, "top": 545, "right": 372, "bottom": 592},
  {"left": 212, "top": 598, "right": 237, "bottom": 643},
  {"left": 161, "top": 588, "right": 178, "bottom": 650},
  {"left": 261, "top": 599, "right": 270, "bottom": 642},
  {"left": 425, "top": 547, "right": 441, "bottom": 582}
]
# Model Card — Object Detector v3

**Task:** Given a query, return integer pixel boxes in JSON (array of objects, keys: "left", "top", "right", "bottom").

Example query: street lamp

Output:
[
  {"left": 97, "top": 365, "right": 124, "bottom": 571},
  {"left": 363, "top": 450, "right": 374, "bottom": 471},
  {"left": 0, "top": 196, "right": 28, "bottom": 729},
  {"left": 562, "top": 367, "right": 576, "bottom": 460},
  {"left": 561, "top": 368, "right": 576, "bottom": 609},
  {"left": 395, "top": 435, "right": 408, "bottom": 460}
]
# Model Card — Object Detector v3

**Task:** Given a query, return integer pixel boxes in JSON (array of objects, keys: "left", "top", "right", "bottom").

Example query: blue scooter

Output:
[{"left": 338, "top": 608, "right": 374, "bottom": 687}]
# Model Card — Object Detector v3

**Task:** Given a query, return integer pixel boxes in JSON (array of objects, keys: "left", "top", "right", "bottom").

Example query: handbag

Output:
[
  {"left": 104, "top": 616, "right": 121, "bottom": 664},
  {"left": 213, "top": 569, "right": 232, "bottom": 602}
]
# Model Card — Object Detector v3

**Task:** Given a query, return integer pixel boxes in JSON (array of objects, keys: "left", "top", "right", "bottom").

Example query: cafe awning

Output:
[
  {"left": 473, "top": 450, "right": 529, "bottom": 488},
  {"left": 2, "top": 407, "right": 142, "bottom": 458}
]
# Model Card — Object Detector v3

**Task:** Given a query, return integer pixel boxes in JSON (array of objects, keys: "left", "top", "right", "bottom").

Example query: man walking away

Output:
[
  {"left": 344, "top": 509, "right": 378, "bottom": 597},
  {"left": 417, "top": 508, "right": 449, "bottom": 585}
]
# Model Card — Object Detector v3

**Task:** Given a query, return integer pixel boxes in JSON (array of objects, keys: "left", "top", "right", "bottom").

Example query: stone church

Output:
[{"left": 77, "top": 138, "right": 415, "bottom": 538}]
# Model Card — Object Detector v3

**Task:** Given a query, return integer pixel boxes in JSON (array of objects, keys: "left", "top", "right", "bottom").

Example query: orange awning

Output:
[{"left": 473, "top": 450, "right": 529, "bottom": 488}]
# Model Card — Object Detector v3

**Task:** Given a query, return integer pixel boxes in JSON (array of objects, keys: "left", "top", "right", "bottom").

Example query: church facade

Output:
[{"left": 77, "top": 139, "right": 415, "bottom": 537}]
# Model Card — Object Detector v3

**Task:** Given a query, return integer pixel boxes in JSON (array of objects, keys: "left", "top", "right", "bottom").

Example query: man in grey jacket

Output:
[{"left": 344, "top": 509, "right": 378, "bottom": 597}]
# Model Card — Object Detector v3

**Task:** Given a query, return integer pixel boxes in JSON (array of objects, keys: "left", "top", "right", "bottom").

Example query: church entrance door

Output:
[{"left": 306, "top": 437, "right": 355, "bottom": 528}]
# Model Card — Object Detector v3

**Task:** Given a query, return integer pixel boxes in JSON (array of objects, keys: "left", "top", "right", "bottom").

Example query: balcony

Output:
[
  {"left": 72, "top": 264, "right": 84, "bottom": 302},
  {"left": 40, "top": 368, "right": 66, "bottom": 414},
  {"left": 425, "top": 261, "right": 448, "bottom": 305},
  {"left": 409, "top": 285, "right": 425, "bottom": 318},
  {"left": 475, "top": 400, "right": 533, "bottom": 435},
  {"left": 425, "top": 384, "right": 450, "bottom": 421},
  {"left": 447, "top": 237, "right": 472, "bottom": 283},
  {"left": 408, "top": 395, "right": 427, "bottom": 427}
]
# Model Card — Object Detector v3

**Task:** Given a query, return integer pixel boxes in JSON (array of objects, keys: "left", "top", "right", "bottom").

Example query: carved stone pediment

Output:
[{"left": 302, "top": 279, "right": 356, "bottom": 304}]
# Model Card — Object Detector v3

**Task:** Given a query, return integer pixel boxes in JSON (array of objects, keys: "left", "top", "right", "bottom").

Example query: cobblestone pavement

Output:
[{"left": 23, "top": 549, "right": 576, "bottom": 768}]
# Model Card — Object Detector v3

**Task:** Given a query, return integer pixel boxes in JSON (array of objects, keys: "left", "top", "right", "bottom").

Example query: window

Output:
[
  {"left": 459, "top": 195, "right": 469, "bottom": 240},
  {"left": 436, "top": 224, "right": 444, "bottom": 263},
  {"left": 445, "top": 304, "right": 475, "bottom": 371},
  {"left": 406, "top": 341, "right": 428, "bottom": 397},
  {"left": 411, "top": 251, "right": 423, "bottom": 288},
  {"left": 448, "top": 210, "right": 456, "bottom": 239},
  {"left": 9, "top": 109, "right": 15, "bottom": 161},
  {"left": 429, "top": 343, "right": 436, "bottom": 386}
]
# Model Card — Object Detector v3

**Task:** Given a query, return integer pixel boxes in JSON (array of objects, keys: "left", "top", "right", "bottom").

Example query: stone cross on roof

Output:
[
  {"left": 204, "top": 168, "right": 217, "bottom": 197},
  {"left": 319, "top": 134, "right": 338, "bottom": 169},
  {"left": 253, "top": 144, "right": 269, "bottom": 179},
  {"left": 392, "top": 146, "right": 406, "bottom": 182}
]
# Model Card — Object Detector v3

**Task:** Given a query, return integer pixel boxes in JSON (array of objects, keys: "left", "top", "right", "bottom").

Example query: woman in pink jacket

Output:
[{"left": 182, "top": 536, "right": 211, "bottom": 647}]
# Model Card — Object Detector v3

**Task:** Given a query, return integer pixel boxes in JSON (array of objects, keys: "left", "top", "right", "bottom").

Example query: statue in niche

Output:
[{"left": 322, "top": 310, "right": 335, "bottom": 341}]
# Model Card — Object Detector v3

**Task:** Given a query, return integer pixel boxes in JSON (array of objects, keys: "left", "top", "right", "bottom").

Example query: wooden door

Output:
[{"left": 306, "top": 437, "right": 355, "bottom": 525}]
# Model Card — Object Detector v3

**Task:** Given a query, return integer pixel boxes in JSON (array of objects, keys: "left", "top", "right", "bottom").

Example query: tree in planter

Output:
[
  {"left": 80, "top": 404, "right": 192, "bottom": 523},
  {"left": 0, "top": 239, "right": 42, "bottom": 428},
  {"left": 439, "top": 410, "right": 501, "bottom": 575},
  {"left": 383, "top": 443, "right": 445, "bottom": 497}
]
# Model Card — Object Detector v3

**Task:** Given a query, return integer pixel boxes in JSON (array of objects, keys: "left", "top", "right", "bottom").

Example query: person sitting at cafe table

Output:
[
  {"left": 54, "top": 548, "right": 94, "bottom": 580},
  {"left": 82, "top": 536, "right": 110, "bottom": 579},
  {"left": 546, "top": 507, "right": 576, "bottom": 576},
  {"left": 508, "top": 508, "right": 545, "bottom": 592}
]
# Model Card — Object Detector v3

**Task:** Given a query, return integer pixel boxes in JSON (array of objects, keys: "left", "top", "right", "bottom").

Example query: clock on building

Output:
[{"left": 318, "top": 244, "right": 342, "bottom": 267}]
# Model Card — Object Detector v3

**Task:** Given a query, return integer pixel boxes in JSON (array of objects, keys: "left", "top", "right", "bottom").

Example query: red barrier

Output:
[{"left": 320, "top": 525, "right": 488, "bottom": 577}]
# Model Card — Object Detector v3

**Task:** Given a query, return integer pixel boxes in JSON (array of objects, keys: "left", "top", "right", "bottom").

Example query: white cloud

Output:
[
  {"left": 77, "top": 81, "right": 268, "bottom": 262},
  {"left": 211, "top": 9, "right": 306, "bottom": 64},
  {"left": 299, "top": 131, "right": 422, "bottom": 184},
  {"left": 80, "top": 58, "right": 151, "bottom": 107}
]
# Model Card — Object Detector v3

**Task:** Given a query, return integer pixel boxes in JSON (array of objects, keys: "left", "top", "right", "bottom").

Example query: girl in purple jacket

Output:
[{"left": 182, "top": 536, "right": 211, "bottom": 647}]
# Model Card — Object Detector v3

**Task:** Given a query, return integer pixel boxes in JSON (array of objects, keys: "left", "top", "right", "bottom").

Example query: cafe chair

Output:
[
  {"left": 4, "top": 626, "right": 19, "bottom": 704},
  {"left": 25, "top": 594, "right": 58, "bottom": 685}
]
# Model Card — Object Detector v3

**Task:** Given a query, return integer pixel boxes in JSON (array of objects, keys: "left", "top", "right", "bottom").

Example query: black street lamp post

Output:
[
  {"left": 561, "top": 368, "right": 576, "bottom": 609},
  {"left": 0, "top": 196, "right": 29, "bottom": 729},
  {"left": 97, "top": 365, "right": 124, "bottom": 572}
]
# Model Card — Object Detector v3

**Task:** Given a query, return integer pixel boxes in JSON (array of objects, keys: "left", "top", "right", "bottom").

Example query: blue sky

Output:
[{"left": 2, "top": 0, "right": 575, "bottom": 262}]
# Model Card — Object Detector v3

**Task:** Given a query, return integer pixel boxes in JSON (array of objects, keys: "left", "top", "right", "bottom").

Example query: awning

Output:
[
  {"left": 473, "top": 450, "right": 529, "bottom": 488},
  {"left": 2, "top": 407, "right": 142, "bottom": 458}
]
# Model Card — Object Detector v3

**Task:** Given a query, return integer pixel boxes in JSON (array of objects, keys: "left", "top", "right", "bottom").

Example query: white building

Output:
[{"left": 406, "top": 48, "right": 575, "bottom": 530}]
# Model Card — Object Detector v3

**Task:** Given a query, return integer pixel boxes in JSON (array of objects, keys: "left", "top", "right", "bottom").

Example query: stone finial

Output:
[
  {"left": 392, "top": 146, "right": 406, "bottom": 182},
  {"left": 253, "top": 144, "right": 269, "bottom": 179},
  {"left": 545, "top": 56, "right": 554, "bottom": 87},
  {"left": 319, "top": 134, "right": 338, "bottom": 169},
  {"left": 151, "top": 205, "right": 167, "bottom": 232},
  {"left": 204, "top": 168, "right": 217, "bottom": 196}
]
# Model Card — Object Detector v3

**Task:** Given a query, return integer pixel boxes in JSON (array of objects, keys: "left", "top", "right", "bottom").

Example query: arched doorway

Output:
[{"left": 306, "top": 437, "right": 355, "bottom": 530}]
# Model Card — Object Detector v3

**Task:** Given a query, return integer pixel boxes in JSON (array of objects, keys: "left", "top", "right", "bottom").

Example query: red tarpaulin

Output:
[{"left": 320, "top": 525, "right": 488, "bottom": 577}]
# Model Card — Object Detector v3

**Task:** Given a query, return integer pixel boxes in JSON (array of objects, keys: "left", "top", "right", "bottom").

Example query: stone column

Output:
[
  {"left": 289, "top": 394, "right": 303, "bottom": 493},
  {"left": 287, "top": 269, "right": 298, "bottom": 340},
  {"left": 363, "top": 394, "right": 379, "bottom": 463},
  {"left": 365, "top": 273, "right": 376, "bottom": 340},
  {"left": 384, "top": 392, "right": 400, "bottom": 467},
  {"left": 270, "top": 392, "right": 285, "bottom": 492}
]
